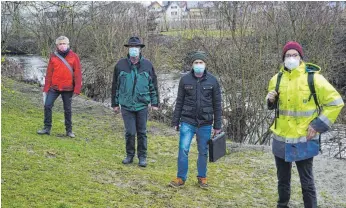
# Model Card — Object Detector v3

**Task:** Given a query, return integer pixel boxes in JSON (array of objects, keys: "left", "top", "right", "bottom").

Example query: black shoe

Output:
[
  {"left": 37, "top": 128, "right": 50, "bottom": 135},
  {"left": 138, "top": 157, "right": 147, "bottom": 167},
  {"left": 122, "top": 156, "right": 133, "bottom": 164},
  {"left": 66, "top": 131, "right": 75, "bottom": 138}
]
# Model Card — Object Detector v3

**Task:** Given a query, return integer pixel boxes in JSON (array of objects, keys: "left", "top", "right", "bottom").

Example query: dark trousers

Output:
[
  {"left": 121, "top": 107, "right": 148, "bottom": 159},
  {"left": 44, "top": 89, "right": 73, "bottom": 132},
  {"left": 275, "top": 156, "right": 317, "bottom": 208}
]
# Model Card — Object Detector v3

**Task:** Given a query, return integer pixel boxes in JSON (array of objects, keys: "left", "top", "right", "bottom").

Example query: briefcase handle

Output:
[{"left": 211, "top": 131, "right": 225, "bottom": 140}]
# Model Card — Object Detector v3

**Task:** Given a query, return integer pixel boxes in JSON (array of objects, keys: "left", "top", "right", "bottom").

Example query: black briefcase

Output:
[{"left": 208, "top": 132, "right": 226, "bottom": 162}]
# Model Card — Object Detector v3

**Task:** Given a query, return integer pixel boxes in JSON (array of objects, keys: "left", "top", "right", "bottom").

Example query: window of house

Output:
[
  {"left": 171, "top": 6, "right": 177, "bottom": 9},
  {"left": 171, "top": 11, "right": 178, "bottom": 15}
]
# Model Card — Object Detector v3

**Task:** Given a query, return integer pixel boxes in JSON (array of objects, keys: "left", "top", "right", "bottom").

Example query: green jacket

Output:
[{"left": 111, "top": 56, "right": 159, "bottom": 111}]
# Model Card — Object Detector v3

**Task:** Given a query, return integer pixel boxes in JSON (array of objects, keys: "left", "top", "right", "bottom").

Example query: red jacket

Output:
[{"left": 43, "top": 50, "right": 82, "bottom": 94}]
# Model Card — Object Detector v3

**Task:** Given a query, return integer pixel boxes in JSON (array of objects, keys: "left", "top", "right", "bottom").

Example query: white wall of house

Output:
[{"left": 165, "top": 2, "right": 186, "bottom": 21}]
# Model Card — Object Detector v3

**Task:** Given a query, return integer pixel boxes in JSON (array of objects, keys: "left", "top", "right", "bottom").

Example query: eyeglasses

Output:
[{"left": 285, "top": 54, "right": 300, "bottom": 58}]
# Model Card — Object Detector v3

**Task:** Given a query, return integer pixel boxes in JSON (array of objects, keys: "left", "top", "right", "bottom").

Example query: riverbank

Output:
[{"left": 2, "top": 77, "right": 346, "bottom": 207}]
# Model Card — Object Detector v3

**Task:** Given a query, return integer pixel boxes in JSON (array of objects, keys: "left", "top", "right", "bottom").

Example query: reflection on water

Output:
[
  {"left": 8, "top": 55, "right": 47, "bottom": 86},
  {"left": 157, "top": 73, "right": 180, "bottom": 105},
  {"left": 7, "top": 55, "right": 182, "bottom": 105}
]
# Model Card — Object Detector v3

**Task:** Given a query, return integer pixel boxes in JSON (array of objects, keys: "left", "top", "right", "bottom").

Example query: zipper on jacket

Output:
[
  {"left": 196, "top": 78, "right": 201, "bottom": 126},
  {"left": 132, "top": 67, "right": 137, "bottom": 96},
  {"left": 132, "top": 74, "right": 137, "bottom": 96}
]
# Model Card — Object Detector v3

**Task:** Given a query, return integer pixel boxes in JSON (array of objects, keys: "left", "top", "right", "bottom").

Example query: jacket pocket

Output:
[
  {"left": 184, "top": 85, "right": 195, "bottom": 97},
  {"left": 137, "top": 92, "right": 151, "bottom": 104},
  {"left": 182, "top": 105, "right": 194, "bottom": 117},
  {"left": 118, "top": 71, "right": 131, "bottom": 105},
  {"left": 298, "top": 85, "right": 314, "bottom": 108},
  {"left": 202, "top": 85, "right": 213, "bottom": 95},
  {"left": 118, "top": 71, "right": 129, "bottom": 94},
  {"left": 201, "top": 85, "right": 213, "bottom": 103},
  {"left": 285, "top": 140, "right": 319, "bottom": 162},
  {"left": 136, "top": 72, "right": 150, "bottom": 93},
  {"left": 201, "top": 107, "right": 214, "bottom": 121}
]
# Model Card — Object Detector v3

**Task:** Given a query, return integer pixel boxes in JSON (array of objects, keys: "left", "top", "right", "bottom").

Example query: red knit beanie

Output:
[{"left": 282, "top": 41, "right": 303, "bottom": 61}]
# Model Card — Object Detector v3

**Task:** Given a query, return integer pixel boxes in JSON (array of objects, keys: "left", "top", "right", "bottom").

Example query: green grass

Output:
[{"left": 1, "top": 77, "right": 340, "bottom": 207}]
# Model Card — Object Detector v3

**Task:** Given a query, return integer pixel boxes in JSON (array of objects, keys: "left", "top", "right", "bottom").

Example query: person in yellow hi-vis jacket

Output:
[{"left": 266, "top": 41, "right": 344, "bottom": 208}]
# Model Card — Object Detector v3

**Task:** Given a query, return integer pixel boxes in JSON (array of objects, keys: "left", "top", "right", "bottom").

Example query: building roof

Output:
[{"left": 148, "top": 1, "right": 162, "bottom": 8}]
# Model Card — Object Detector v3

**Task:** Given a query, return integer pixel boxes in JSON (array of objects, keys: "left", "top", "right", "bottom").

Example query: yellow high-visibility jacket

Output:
[{"left": 267, "top": 62, "right": 344, "bottom": 160}]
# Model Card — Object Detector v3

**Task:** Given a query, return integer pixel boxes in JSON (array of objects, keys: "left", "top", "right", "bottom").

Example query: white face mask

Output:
[
  {"left": 193, "top": 63, "right": 206, "bottom": 74},
  {"left": 284, "top": 57, "right": 300, "bottom": 70},
  {"left": 129, "top": 47, "right": 140, "bottom": 57}
]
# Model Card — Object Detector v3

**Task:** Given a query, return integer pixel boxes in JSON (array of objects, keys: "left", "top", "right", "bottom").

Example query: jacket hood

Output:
[{"left": 305, "top": 63, "right": 321, "bottom": 73}]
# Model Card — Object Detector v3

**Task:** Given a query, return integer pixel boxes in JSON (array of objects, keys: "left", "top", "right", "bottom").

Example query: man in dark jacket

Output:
[
  {"left": 37, "top": 36, "right": 82, "bottom": 138},
  {"left": 111, "top": 36, "right": 159, "bottom": 167},
  {"left": 169, "top": 51, "right": 222, "bottom": 188}
]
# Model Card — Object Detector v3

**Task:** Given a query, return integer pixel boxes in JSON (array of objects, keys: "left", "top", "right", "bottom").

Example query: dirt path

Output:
[{"left": 229, "top": 143, "right": 346, "bottom": 207}]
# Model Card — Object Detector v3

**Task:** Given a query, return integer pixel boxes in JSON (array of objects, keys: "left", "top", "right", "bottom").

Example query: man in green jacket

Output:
[{"left": 111, "top": 36, "right": 159, "bottom": 167}]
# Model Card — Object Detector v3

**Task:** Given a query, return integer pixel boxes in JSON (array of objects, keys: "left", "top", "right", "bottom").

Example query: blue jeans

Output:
[
  {"left": 44, "top": 88, "right": 73, "bottom": 132},
  {"left": 177, "top": 122, "right": 212, "bottom": 181}
]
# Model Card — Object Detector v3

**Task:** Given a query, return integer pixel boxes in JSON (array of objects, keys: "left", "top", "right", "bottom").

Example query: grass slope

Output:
[{"left": 1, "top": 77, "right": 342, "bottom": 208}]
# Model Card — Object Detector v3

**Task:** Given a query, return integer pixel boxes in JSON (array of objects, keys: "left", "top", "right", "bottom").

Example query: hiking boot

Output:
[
  {"left": 66, "top": 131, "right": 75, "bottom": 138},
  {"left": 169, "top": 177, "right": 185, "bottom": 188},
  {"left": 138, "top": 157, "right": 147, "bottom": 167},
  {"left": 197, "top": 177, "right": 208, "bottom": 189},
  {"left": 37, "top": 128, "right": 50, "bottom": 135},
  {"left": 122, "top": 156, "right": 133, "bottom": 164}
]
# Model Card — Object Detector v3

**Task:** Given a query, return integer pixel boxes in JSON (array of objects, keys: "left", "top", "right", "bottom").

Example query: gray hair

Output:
[{"left": 55, "top": 36, "right": 69, "bottom": 45}]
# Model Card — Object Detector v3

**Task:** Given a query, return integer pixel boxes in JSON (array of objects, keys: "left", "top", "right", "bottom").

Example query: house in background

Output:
[
  {"left": 147, "top": 1, "right": 165, "bottom": 32},
  {"left": 162, "top": 1, "right": 188, "bottom": 30},
  {"left": 164, "top": 1, "right": 188, "bottom": 21},
  {"left": 148, "top": 1, "right": 217, "bottom": 31},
  {"left": 148, "top": 1, "right": 164, "bottom": 12}
]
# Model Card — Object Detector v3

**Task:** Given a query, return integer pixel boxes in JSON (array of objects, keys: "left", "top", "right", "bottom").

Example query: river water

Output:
[
  {"left": 7, "top": 55, "right": 47, "bottom": 86},
  {"left": 6, "top": 55, "right": 181, "bottom": 105}
]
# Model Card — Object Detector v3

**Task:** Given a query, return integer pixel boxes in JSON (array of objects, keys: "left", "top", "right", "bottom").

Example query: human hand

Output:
[
  {"left": 266, "top": 90, "right": 278, "bottom": 103},
  {"left": 213, "top": 129, "right": 221, "bottom": 137},
  {"left": 307, "top": 125, "right": 317, "bottom": 140},
  {"left": 151, "top": 106, "right": 159, "bottom": 111},
  {"left": 175, "top": 125, "right": 179, "bottom": 131}
]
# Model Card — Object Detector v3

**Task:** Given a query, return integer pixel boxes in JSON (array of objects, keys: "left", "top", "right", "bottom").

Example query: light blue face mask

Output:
[
  {"left": 129, "top": 47, "right": 140, "bottom": 57},
  {"left": 193, "top": 64, "right": 206, "bottom": 74}
]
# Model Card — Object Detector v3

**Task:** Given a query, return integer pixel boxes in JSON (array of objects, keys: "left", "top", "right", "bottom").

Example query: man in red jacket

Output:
[{"left": 37, "top": 36, "right": 82, "bottom": 137}]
